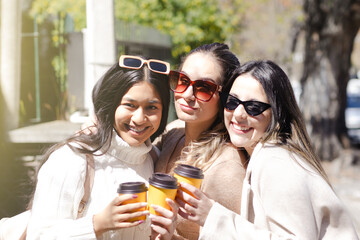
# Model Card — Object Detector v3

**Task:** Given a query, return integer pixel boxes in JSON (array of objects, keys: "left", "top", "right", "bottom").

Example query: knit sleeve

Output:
[
  {"left": 27, "top": 145, "right": 97, "bottom": 240},
  {"left": 200, "top": 146, "right": 359, "bottom": 240}
]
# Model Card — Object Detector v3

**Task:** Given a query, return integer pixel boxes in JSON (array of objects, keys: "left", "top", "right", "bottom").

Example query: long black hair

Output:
[
  {"left": 42, "top": 61, "right": 170, "bottom": 161},
  {"left": 27, "top": 61, "right": 170, "bottom": 209},
  {"left": 223, "top": 60, "right": 330, "bottom": 184}
]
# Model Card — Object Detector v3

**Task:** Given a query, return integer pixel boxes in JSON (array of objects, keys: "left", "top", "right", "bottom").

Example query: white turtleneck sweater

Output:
[{"left": 27, "top": 130, "right": 154, "bottom": 240}]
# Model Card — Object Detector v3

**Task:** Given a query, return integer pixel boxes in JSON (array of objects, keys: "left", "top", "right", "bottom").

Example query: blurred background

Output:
[{"left": 0, "top": 0, "right": 359, "bottom": 235}]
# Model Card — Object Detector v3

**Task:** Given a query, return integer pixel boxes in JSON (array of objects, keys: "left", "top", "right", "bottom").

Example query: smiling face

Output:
[
  {"left": 224, "top": 74, "right": 272, "bottom": 155},
  {"left": 174, "top": 52, "right": 222, "bottom": 126},
  {"left": 114, "top": 81, "right": 163, "bottom": 146}
]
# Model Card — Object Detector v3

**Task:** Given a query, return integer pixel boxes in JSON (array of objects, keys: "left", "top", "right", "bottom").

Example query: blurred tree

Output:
[
  {"left": 30, "top": 0, "right": 86, "bottom": 120},
  {"left": 295, "top": 0, "right": 360, "bottom": 160},
  {"left": 115, "top": 0, "right": 245, "bottom": 61}
]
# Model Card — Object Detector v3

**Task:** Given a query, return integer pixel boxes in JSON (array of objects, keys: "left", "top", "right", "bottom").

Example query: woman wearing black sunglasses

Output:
[
  {"left": 179, "top": 60, "right": 359, "bottom": 239},
  {"left": 153, "top": 43, "right": 247, "bottom": 239}
]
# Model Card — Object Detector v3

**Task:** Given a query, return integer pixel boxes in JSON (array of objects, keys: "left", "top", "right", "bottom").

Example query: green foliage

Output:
[
  {"left": 115, "top": 0, "right": 245, "bottom": 59},
  {"left": 29, "top": 0, "right": 244, "bottom": 118},
  {"left": 30, "top": 0, "right": 86, "bottom": 30},
  {"left": 30, "top": 0, "right": 86, "bottom": 120}
]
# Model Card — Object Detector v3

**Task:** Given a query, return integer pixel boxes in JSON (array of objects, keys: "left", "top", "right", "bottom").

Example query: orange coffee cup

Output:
[
  {"left": 117, "top": 182, "right": 148, "bottom": 222},
  {"left": 147, "top": 173, "right": 178, "bottom": 215},
  {"left": 173, "top": 164, "right": 204, "bottom": 200}
]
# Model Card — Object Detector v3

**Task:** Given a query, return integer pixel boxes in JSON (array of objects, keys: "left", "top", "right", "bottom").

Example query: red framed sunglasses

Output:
[{"left": 169, "top": 70, "right": 221, "bottom": 102}]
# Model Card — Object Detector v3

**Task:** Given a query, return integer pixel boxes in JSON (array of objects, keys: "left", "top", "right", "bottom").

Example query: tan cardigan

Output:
[
  {"left": 154, "top": 120, "right": 246, "bottom": 240},
  {"left": 199, "top": 142, "right": 359, "bottom": 240}
]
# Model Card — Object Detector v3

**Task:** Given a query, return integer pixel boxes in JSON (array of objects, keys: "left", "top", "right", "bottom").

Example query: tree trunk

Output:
[{"left": 300, "top": 0, "right": 360, "bottom": 161}]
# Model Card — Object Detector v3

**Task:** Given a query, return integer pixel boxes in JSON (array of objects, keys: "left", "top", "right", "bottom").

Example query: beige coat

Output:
[
  {"left": 199, "top": 142, "right": 359, "bottom": 240},
  {"left": 154, "top": 120, "right": 246, "bottom": 240}
]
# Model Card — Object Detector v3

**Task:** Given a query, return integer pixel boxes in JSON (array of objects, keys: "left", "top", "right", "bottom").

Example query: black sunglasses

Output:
[
  {"left": 220, "top": 92, "right": 271, "bottom": 116},
  {"left": 169, "top": 70, "right": 221, "bottom": 102}
]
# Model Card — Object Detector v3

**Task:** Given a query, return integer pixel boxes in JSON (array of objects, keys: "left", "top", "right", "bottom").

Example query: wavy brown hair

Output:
[{"left": 175, "top": 43, "right": 241, "bottom": 171}]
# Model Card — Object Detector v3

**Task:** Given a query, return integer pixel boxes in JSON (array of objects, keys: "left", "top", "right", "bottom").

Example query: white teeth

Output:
[
  {"left": 129, "top": 126, "right": 146, "bottom": 133},
  {"left": 232, "top": 124, "right": 250, "bottom": 131}
]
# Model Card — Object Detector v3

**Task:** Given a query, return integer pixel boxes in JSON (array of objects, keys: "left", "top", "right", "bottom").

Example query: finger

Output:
[
  {"left": 112, "top": 194, "right": 137, "bottom": 206},
  {"left": 166, "top": 198, "right": 179, "bottom": 214},
  {"left": 117, "top": 210, "right": 149, "bottom": 221},
  {"left": 117, "top": 202, "right": 148, "bottom": 213},
  {"left": 177, "top": 189, "right": 198, "bottom": 208},
  {"left": 114, "top": 219, "right": 145, "bottom": 229},
  {"left": 150, "top": 204, "right": 173, "bottom": 219},
  {"left": 177, "top": 206, "right": 192, "bottom": 220},
  {"left": 149, "top": 213, "right": 172, "bottom": 228},
  {"left": 115, "top": 210, "right": 149, "bottom": 223},
  {"left": 165, "top": 198, "right": 179, "bottom": 218},
  {"left": 175, "top": 196, "right": 197, "bottom": 217},
  {"left": 179, "top": 182, "right": 202, "bottom": 199},
  {"left": 151, "top": 223, "right": 169, "bottom": 236},
  {"left": 175, "top": 190, "right": 187, "bottom": 208}
]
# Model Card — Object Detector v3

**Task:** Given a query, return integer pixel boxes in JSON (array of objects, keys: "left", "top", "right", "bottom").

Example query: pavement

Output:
[{"left": 322, "top": 149, "right": 360, "bottom": 237}]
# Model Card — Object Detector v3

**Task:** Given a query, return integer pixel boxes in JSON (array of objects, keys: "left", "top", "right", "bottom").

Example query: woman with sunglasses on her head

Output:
[
  {"left": 26, "top": 56, "right": 178, "bottom": 240},
  {"left": 177, "top": 60, "right": 359, "bottom": 239},
  {"left": 153, "top": 43, "right": 247, "bottom": 239}
]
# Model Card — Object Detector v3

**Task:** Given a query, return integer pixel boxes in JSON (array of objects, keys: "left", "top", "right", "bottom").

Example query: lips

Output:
[
  {"left": 125, "top": 124, "right": 149, "bottom": 134},
  {"left": 231, "top": 122, "right": 252, "bottom": 133},
  {"left": 179, "top": 103, "right": 197, "bottom": 112}
]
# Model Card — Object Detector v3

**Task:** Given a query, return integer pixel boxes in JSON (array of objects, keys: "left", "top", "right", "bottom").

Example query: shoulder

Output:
[
  {"left": 205, "top": 144, "right": 246, "bottom": 180},
  {"left": 153, "top": 119, "right": 185, "bottom": 149},
  {"left": 165, "top": 119, "right": 185, "bottom": 131},
  {"left": 250, "top": 143, "right": 318, "bottom": 196},
  {"left": 208, "top": 144, "right": 246, "bottom": 171},
  {"left": 163, "top": 119, "right": 185, "bottom": 140},
  {"left": 39, "top": 144, "right": 87, "bottom": 180}
]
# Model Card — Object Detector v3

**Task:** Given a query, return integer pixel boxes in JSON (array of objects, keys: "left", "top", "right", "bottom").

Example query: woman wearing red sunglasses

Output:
[{"left": 154, "top": 43, "right": 247, "bottom": 239}]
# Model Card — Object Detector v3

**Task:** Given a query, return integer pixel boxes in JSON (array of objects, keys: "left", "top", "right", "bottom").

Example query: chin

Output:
[
  {"left": 229, "top": 136, "right": 247, "bottom": 148},
  {"left": 127, "top": 140, "right": 144, "bottom": 147}
]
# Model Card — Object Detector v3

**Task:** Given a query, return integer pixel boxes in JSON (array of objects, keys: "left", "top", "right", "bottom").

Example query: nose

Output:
[
  {"left": 181, "top": 84, "right": 196, "bottom": 101},
  {"left": 132, "top": 108, "right": 147, "bottom": 124},
  {"left": 233, "top": 104, "right": 247, "bottom": 120}
]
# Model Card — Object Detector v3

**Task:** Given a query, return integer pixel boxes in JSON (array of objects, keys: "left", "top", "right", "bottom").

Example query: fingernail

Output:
[
  {"left": 137, "top": 220, "right": 144, "bottom": 224},
  {"left": 132, "top": 194, "right": 138, "bottom": 199}
]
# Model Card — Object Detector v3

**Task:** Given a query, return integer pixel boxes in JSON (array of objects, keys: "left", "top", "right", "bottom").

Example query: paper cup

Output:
[
  {"left": 147, "top": 173, "right": 178, "bottom": 215},
  {"left": 174, "top": 164, "right": 204, "bottom": 200},
  {"left": 118, "top": 182, "right": 148, "bottom": 221}
]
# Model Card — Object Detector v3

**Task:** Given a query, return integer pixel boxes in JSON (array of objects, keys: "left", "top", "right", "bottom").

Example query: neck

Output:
[
  {"left": 245, "top": 147, "right": 254, "bottom": 157},
  {"left": 184, "top": 118, "right": 216, "bottom": 146}
]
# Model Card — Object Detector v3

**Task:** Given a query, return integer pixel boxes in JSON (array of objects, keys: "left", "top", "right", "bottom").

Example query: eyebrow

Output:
[
  {"left": 181, "top": 71, "right": 217, "bottom": 83},
  {"left": 229, "top": 93, "right": 262, "bottom": 102},
  {"left": 122, "top": 97, "right": 161, "bottom": 104}
]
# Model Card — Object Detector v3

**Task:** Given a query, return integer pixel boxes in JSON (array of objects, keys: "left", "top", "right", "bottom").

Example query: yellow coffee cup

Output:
[
  {"left": 173, "top": 164, "right": 204, "bottom": 199},
  {"left": 117, "top": 182, "right": 148, "bottom": 222},
  {"left": 147, "top": 173, "right": 178, "bottom": 215}
]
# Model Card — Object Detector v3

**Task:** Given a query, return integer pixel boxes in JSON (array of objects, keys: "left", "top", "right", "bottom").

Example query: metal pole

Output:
[{"left": 34, "top": 14, "right": 41, "bottom": 121}]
